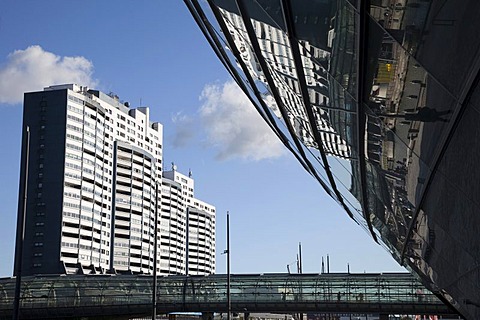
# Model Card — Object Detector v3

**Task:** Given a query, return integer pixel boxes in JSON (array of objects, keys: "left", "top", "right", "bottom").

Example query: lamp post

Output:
[
  {"left": 152, "top": 182, "right": 159, "bottom": 320},
  {"left": 13, "top": 126, "right": 30, "bottom": 320},
  {"left": 226, "top": 212, "right": 231, "bottom": 320}
]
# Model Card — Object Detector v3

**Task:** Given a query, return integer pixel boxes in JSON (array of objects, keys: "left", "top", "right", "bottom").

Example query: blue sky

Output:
[{"left": 0, "top": 1, "right": 404, "bottom": 276}]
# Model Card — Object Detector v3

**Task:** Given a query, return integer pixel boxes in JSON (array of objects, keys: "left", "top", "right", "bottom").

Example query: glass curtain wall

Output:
[{"left": 185, "top": 0, "right": 480, "bottom": 318}]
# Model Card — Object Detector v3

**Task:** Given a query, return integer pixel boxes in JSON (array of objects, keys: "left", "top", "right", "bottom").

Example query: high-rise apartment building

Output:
[
  {"left": 14, "top": 84, "right": 215, "bottom": 276},
  {"left": 162, "top": 168, "right": 216, "bottom": 275}
]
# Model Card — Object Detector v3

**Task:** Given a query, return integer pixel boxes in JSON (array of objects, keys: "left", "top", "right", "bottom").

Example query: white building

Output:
[
  {"left": 163, "top": 167, "right": 216, "bottom": 275},
  {"left": 15, "top": 84, "right": 215, "bottom": 276}
]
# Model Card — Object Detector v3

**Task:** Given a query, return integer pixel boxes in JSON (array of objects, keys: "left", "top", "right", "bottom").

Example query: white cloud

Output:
[
  {"left": 199, "top": 81, "right": 285, "bottom": 161},
  {"left": 0, "top": 45, "right": 97, "bottom": 104},
  {"left": 171, "top": 111, "right": 196, "bottom": 148}
]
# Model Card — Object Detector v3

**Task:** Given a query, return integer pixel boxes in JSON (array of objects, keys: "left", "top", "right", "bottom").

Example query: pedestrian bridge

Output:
[{"left": 0, "top": 273, "right": 457, "bottom": 319}]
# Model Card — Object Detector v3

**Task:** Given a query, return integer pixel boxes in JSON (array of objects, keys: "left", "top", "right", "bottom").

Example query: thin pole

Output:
[
  {"left": 227, "top": 212, "right": 231, "bottom": 320},
  {"left": 152, "top": 183, "right": 159, "bottom": 320},
  {"left": 13, "top": 126, "right": 30, "bottom": 320},
  {"left": 298, "top": 242, "right": 302, "bottom": 320},
  {"left": 298, "top": 242, "right": 302, "bottom": 274}
]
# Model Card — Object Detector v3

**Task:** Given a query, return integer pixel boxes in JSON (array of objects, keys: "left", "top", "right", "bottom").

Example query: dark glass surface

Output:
[
  {"left": 413, "top": 1, "right": 480, "bottom": 98},
  {"left": 187, "top": 0, "right": 480, "bottom": 318},
  {"left": 367, "top": 0, "right": 480, "bottom": 112},
  {"left": 404, "top": 79, "right": 480, "bottom": 319}
]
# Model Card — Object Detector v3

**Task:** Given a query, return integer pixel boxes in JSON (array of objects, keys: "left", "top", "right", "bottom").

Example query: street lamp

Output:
[
  {"left": 13, "top": 126, "right": 30, "bottom": 320},
  {"left": 152, "top": 182, "right": 159, "bottom": 320},
  {"left": 226, "top": 212, "right": 231, "bottom": 320}
]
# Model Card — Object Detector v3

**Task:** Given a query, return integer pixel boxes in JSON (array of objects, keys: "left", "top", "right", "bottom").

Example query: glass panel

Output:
[
  {"left": 360, "top": 14, "right": 466, "bottom": 261},
  {"left": 326, "top": 0, "right": 358, "bottom": 100},
  {"left": 356, "top": 13, "right": 472, "bottom": 268},
  {"left": 364, "top": 17, "right": 457, "bottom": 171},
  {"left": 404, "top": 88, "right": 480, "bottom": 319},
  {"left": 329, "top": 156, "right": 364, "bottom": 218},
  {"left": 214, "top": 0, "right": 349, "bottom": 204},
  {"left": 368, "top": 0, "right": 431, "bottom": 56},
  {"left": 368, "top": 1, "right": 479, "bottom": 102},
  {"left": 410, "top": 1, "right": 479, "bottom": 98},
  {"left": 214, "top": 0, "right": 303, "bottom": 142},
  {"left": 288, "top": 0, "right": 361, "bottom": 156}
]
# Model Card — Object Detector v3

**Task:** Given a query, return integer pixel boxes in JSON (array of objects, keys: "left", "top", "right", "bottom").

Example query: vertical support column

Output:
[
  {"left": 356, "top": 0, "right": 380, "bottom": 242},
  {"left": 109, "top": 140, "right": 118, "bottom": 273},
  {"left": 202, "top": 312, "right": 214, "bottom": 320},
  {"left": 226, "top": 212, "right": 231, "bottom": 320},
  {"left": 244, "top": 313, "right": 250, "bottom": 320},
  {"left": 379, "top": 314, "right": 389, "bottom": 320}
]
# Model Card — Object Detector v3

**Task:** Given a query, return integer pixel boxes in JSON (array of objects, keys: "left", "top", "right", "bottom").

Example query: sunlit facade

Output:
[
  {"left": 162, "top": 168, "right": 216, "bottom": 275},
  {"left": 15, "top": 84, "right": 215, "bottom": 277},
  {"left": 186, "top": 0, "right": 480, "bottom": 318}
]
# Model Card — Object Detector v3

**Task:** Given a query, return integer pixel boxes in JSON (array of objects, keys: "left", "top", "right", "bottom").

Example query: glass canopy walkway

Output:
[{"left": 0, "top": 273, "right": 457, "bottom": 319}]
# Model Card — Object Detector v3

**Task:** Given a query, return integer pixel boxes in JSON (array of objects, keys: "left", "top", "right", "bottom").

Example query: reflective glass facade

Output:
[{"left": 185, "top": 0, "right": 480, "bottom": 318}]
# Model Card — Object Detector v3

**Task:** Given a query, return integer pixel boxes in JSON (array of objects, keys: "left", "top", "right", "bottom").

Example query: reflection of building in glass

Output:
[
  {"left": 15, "top": 84, "right": 215, "bottom": 277},
  {"left": 187, "top": 0, "right": 480, "bottom": 318},
  {"left": 219, "top": 3, "right": 351, "bottom": 158}
]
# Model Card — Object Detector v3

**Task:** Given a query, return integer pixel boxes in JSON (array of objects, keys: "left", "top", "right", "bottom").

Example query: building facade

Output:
[
  {"left": 163, "top": 168, "right": 216, "bottom": 275},
  {"left": 15, "top": 84, "right": 215, "bottom": 276},
  {"left": 186, "top": 0, "right": 480, "bottom": 318}
]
